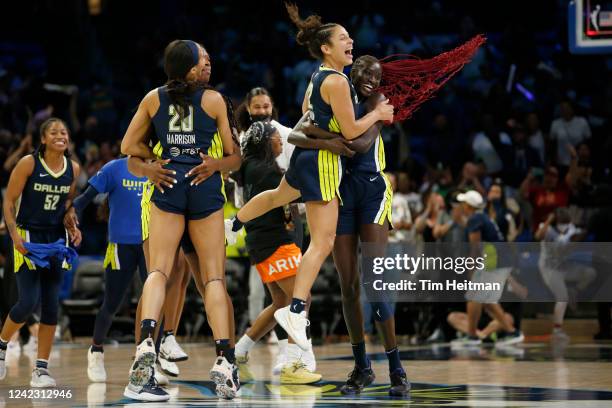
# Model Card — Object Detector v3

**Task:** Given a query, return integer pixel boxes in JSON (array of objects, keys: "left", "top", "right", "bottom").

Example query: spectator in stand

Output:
[
  {"left": 502, "top": 125, "right": 542, "bottom": 188},
  {"left": 520, "top": 165, "right": 569, "bottom": 231},
  {"left": 387, "top": 172, "right": 413, "bottom": 244},
  {"left": 471, "top": 114, "right": 512, "bottom": 176},
  {"left": 457, "top": 162, "right": 486, "bottom": 196},
  {"left": 535, "top": 207, "right": 595, "bottom": 341},
  {"left": 549, "top": 101, "right": 591, "bottom": 172},
  {"left": 526, "top": 112, "right": 546, "bottom": 165},
  {"left": 486, "top": 180, "right": 518, "bottom": 242}
]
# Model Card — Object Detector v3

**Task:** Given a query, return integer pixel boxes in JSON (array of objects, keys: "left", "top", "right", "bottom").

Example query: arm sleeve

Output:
[{"left": 72, "top": 185, "right": 100, "bottom": 215}]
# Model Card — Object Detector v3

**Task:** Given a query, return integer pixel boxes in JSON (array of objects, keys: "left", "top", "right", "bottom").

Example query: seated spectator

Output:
[
  {"left": 549, "top": 101, "right": 591, "bottom": 171},
  {"left": 520, "top": 165, "right": 569, "bottom": 230}
]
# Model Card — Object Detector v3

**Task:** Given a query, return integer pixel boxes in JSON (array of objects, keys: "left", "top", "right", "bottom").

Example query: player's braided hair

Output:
[
  {"left": 241, "top": 121, "right": 282, "bottom": 176},
  {"left": 285, "top": 2, "right": 338, "bottom": 60}
]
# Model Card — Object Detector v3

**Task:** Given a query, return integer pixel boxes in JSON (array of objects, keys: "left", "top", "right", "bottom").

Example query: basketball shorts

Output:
[
  {"left": 285, "top": 147, "right": 343, "bottom": 203},
  {"left": 152, "top": 162, "right": 225, "bottom": 220},
  {"left": 255, "top": 243, "right": 302, "bottom": 284},
  {"left": 337, "top": 171, "right": 393, "bottom": 235}
]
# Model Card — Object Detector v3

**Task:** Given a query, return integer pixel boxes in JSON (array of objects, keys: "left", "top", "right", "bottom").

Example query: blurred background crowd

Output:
[{"left": 1, "top": 0, "right": 611, "bottom": 344}]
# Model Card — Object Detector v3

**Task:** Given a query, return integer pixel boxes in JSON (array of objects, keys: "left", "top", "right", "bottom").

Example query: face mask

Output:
[
  {"left": 250, "top": 114, "right": 271, "bottom": 123},
  {"left": 556, "top": 223, "right": 570, "bottom": 233}
]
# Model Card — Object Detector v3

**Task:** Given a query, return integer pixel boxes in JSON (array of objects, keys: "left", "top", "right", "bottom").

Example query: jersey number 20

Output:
[{"left": 169, "top": 105, "right": 194, "bottom": 132}]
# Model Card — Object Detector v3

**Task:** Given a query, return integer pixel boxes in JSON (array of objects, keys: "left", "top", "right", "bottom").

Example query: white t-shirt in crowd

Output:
[
  {"left": 549, "top": 116, "right": 591, "bottom": 166},
  {"left": 472, "top": 131, "right": 512, "bottom": 174},
  {"left": 270, "top": 119, "right": 295, "bottom": 171}
]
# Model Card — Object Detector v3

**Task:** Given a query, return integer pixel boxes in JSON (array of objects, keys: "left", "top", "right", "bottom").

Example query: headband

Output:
[{"left": 184, "top": 40, "right": 200, "bottom": 66}]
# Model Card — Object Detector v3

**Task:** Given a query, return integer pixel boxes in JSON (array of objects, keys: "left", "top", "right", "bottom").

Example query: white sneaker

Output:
[
  {"left": 128, "top": 338, "right": 157, "bottom": 387},
  {"left": 30, "top": 368, "right": 56, "bottom": 388},
  {"left": 209, "top": 356, "right": 238, "bottom": 399},
  {"left": 224, "top": 219, "right": 238, "bottom": 245},
  {"left": 87, "top": 347, "right": 107, "bottom": 382},
  {"left": 154, "top": 368, "right": 169, "bottom": 386},
  {"left": 274, "top": 306, "right": 310, "bottom": 350},
  {"left": 495, "top": 330, "right": 525, "bottom": 347},
  {"left": 158, "top": 356, "right": 179, "bottom": 377},
  {"left": 23, "top": 336, "right": 38, "bottom": 353},
  {"left": 160, "top": 334, "right": 188, "bottom": 362}
]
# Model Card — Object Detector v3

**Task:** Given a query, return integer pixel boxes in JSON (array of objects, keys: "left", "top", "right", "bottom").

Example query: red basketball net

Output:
[{"left": 378, "top": 34, "right": 486, "bottom": 123}]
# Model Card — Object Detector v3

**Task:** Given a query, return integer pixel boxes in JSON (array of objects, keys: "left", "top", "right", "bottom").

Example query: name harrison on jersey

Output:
[{"left": 166, "top": 133, "right": 196, "bottom": 145}]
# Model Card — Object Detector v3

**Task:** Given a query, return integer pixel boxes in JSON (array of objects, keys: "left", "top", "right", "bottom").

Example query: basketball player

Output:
[
  {"left": 0, "top": 118, "right": 81, "bottom": 387},
  {"left": 226, "top": 4, "right": 394, "bottom": 353},
  {"left": 121, "top": 40, "right": 240, "bottom": 401},
  {"left": 288, "top": 55, "right": 410, "bottom": 396},
  {"left": 64, "top": 157, "right": 148, "bottom": 384}
]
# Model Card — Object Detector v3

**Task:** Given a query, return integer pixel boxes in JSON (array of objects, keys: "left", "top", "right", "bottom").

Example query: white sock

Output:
[
  {"left": 287, "top": 342, "right": 303, "bottom": 364},
  {"left": 236, "top": 334, "right": 256, "bottom": 357}
]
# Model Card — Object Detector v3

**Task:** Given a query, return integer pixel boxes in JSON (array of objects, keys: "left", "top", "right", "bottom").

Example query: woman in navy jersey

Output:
[
  {"left": 121, "top": 40, "right": 241, "bottom": 401},
  {"left": 289, "top": 56, "right": 409, "bottom": 396},
  {"left": 226, "top": 4, "right": 394, "bottom": 353},
  {"left": 0, "top": 118, "right": 81, "bottom": 388}
]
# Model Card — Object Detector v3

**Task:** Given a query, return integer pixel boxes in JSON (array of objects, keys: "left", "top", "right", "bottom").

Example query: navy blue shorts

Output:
[
  {"left": 337, "top": 171, "right": 393, "bottom": 235},
  {"left": 152, "top": 162, "right": 226, "bottom": 220},
  {"left": 285, "top": 147, "right": 343, "bottom": 202}
]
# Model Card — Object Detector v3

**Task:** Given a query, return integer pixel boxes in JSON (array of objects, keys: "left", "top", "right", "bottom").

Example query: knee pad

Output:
[{"left": 371, "top": 302, "right": 393, "bottom": 322}]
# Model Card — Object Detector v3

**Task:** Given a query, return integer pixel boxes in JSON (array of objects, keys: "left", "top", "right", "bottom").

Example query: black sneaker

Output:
[
  {"left": 389, "top": 368, "right": 411, "bottom": 397},
  {"left": 339, "top": 365, "right": 375, "bottom": 395},
  {"left": 123, "top": 375, "right": 170, "bottom": 402}
]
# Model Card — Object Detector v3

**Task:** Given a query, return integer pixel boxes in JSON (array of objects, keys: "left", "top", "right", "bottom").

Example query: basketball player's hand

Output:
[
  {"left": 64, "top": 207, "right": 79, "bottom": 230},
  {"left": 145, "top": 159, "right": 176, "bottom": 193},
  {"left": 10, "top": 232, "right": 27, "bottom": 255},
  {"left": 375, "top": 98, "right": 394, "bottom": 123},
  {"left": 68, "top": 226, "right": 82, "bottom": 247},
  {"left": 187, "top": 153, "right": 219, "bottom": 186},
  {"left": 323, "top": 138, "right": 355, "bottom": 157}
]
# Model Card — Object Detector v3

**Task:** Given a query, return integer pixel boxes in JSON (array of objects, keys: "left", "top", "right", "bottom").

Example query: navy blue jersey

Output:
[
  {"left": 16, "top": 154, "right": 73, "bottom": 230},
  {"left": 307, "top": 66, "right": 358, "bottom": 134},
  {"left": 465, "top": 212, "right": 505, "bottom": 242},
  {"left": 347, "top": 102, "right": 385, "bottom": 174},
  {"left": 151, "top": 86, "right": 218, "bottom": 165}
]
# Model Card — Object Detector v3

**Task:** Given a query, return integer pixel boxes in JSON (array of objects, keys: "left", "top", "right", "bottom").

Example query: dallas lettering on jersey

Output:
[
  {"left": 167, "top": 134, "right": 196, "bottom": 145},
  {"left": 34, "top": 183, "right": 70, "bottom": 194}
]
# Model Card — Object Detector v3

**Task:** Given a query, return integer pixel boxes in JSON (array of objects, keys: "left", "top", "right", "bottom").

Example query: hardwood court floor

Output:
[{"left": 1, "top": 341, "right": 612, "bottom": 407}]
